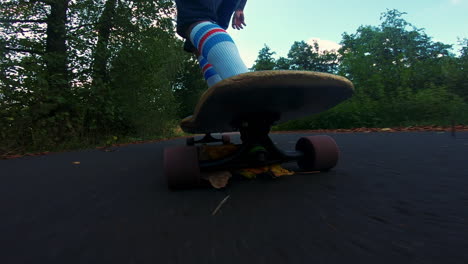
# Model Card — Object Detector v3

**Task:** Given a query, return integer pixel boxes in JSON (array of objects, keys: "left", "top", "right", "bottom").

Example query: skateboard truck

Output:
[
  {"left": 165, "top": 112, "right": 341, "bottom": 189},
  {"left": 198, "top": 113, "right": 300, "bottom": 171}
]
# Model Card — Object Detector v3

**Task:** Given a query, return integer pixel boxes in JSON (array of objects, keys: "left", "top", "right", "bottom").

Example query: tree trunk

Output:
[
  {"left": 92, "top": 0, "right": 117, "bottom": 85},
  {"left": 45, "top": 0, "right": 69, "bottom": 92}
]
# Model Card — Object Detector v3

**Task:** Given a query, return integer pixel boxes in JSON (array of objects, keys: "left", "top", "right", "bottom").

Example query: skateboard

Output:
[{"left": 164, "top": 70, "right": 354, "bottom": 189}]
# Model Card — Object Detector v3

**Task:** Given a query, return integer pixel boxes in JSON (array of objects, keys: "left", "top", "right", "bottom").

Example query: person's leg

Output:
[
  {"left": 197, "top": 55, "right": 222, "bottom": 87},
  {"left": 175, "top": 0, "right": 247, "bottom": 81},
  {"left": 189, "top": 21, "right": 248, "bottom": 79}
]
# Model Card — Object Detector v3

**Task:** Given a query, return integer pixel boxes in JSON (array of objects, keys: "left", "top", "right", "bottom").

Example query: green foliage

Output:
[
  {"left": 275, "top": 86, "right": 467, "bottom": 131},
  {"left": 287, "top": 41, "right": 338, "bottom": 73},
  {"left": 338, "top": 9, "right": 454, "bottom": 98},
  {"left": 267, "top": 9, "right": 468, "bottom": 131},
  {"left": 251, "top": 44, "right": 277, "bottom": 71},
  {"left": 251, "top": 41, "right": 339, "bottom": 73},
  {"left": 109, "top": 28, "right": 184, "bottom": 138},
  {"left": 449, "top": 38, "right": 468, "bottom": 100},
  {"left": 172, "top": 56, "right": 207, "bottom": 118},
  {"left": 275, "top": 57, "right": 291, "bottom": 70},
  {"left": 0, "top": 0, "right": 188, "bottom": 155}
]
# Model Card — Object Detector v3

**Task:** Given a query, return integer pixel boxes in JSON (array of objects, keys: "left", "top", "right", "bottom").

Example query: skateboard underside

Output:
[{"left": 181, "top": 71, "right": 354, "bottom": 134}]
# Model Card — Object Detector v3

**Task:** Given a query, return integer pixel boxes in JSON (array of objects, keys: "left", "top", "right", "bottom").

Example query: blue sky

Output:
[{"left": 228, "top": 0, "right": 468, "bottom": 67}]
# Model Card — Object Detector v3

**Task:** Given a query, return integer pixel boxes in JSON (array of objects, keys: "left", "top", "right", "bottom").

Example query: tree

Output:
[
  {"left": 109, "top": 27, "right": 184, "bottom": 138},
  {"left": 287, "top": 41, "right": 314, "bottom": 70},
  {"left": 91, "top": 0, "right": 117, "bottom": 86},
  {"left": 0, "top": 0, "right": 184, "bottom": 151},
  {"left": 339, "top": 9, "right": 454, "bottom": 99},
  {"left": 0, "top": 0, "right": 74, "bottom": 147},
  {"left": 1, "top": 0, "right": 70, "bottom": 90},
  {"left": 79, "top": 0, "right": 181, "bottom": 139},
  {"left": 453, "top": 38, "right": 468, "bottom": 100},
  {"left": 45, "top": 0, "right": 70, "bottom": 92},
  {"left": 287, "top": 40, "right": 338, "bottom": 73},
  {"left": 275, "top": 57, "right": 291, "bottom": 70},
  {"left": 172, "top": 56, "right": 207, "bottom": 118},
  {"left": 251, "top": 44, "right": 276, "bottom": 71},
  {"left": 251, "top": 41, "right": 339, "bottom": 73}
]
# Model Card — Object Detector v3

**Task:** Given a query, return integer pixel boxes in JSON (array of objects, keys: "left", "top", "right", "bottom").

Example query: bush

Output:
[{"left": 274, "top": 86, "right": 467, "bottom": 131}]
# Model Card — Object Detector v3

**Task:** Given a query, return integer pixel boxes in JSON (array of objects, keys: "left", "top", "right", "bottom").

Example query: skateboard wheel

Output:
[
  {"left": 186, "top": 137, "right": 195, "bottom": 146},
  {"left": 164, "top": 146, "right": 200, "bottom": 189},
  {"left": 295, "top": 135, "right": 339, "bottom": 171},
  {"left": 221, "top": 134, "right": 231, "bottom": 144}
]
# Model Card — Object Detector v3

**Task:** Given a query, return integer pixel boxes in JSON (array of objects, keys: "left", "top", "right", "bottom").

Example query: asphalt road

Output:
[{"left": 1, "top": 132, "right": 468, "bottom": 264}]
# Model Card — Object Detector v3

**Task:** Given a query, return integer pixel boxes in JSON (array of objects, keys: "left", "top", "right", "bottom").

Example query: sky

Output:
[{"left": 227, "top": 0, "right": 468, "bottom": 67}]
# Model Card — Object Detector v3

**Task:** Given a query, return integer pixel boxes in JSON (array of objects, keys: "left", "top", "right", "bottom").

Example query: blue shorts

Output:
[{"left": 175, "top": 0, "right": 240, "bottom": 52}]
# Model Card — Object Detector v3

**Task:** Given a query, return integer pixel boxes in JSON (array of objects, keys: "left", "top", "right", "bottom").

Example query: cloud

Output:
[{"left": 307, "top": 38, "right": 341, "bottom": 53}]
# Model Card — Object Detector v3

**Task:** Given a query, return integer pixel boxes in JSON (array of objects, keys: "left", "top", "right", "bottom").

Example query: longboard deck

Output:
[{"left": 181, "top": 70, "right": 354, "bottom": 134}]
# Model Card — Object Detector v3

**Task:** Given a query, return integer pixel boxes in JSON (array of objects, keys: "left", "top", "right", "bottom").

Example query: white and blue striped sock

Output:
[
  {"left": 190, "top": 21, "right": 248, "bottom": 79},
  {"left": 197, "top": 56, "right": 222, "bottom": 87}
]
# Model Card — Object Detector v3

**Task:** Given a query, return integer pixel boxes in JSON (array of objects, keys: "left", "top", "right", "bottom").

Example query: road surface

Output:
[{"left": 1, "top": 132, "right": 468, "bottom": 264}]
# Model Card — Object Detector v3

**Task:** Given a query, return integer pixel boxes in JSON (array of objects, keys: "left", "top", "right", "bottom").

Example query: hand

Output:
[{"left": 232, "top": 10, "right": 246, "bottom": 30}]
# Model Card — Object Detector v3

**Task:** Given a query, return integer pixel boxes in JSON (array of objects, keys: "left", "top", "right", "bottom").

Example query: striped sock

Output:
[
  {"left": 197, "top": 56, "right": 222, "bottom": 87},
  {"left": 190, "top": 21, "right": 248, "bottom": 79}
]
